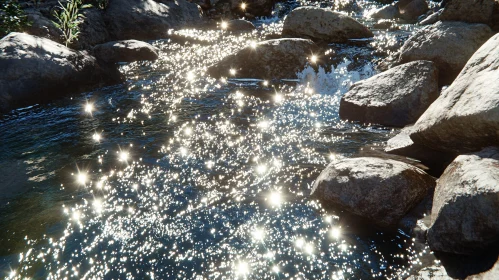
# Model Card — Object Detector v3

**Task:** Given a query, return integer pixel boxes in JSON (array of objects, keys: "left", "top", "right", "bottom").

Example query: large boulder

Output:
[
  {"left": 104, "top": 0, "right": 202, "bottom": 41},
  {"left": 74, "top": 8, "right": 110, "bottom": 50},
  {"left": 369, "top": 4, "right": 400, "bottom": 20},
  {"left": 410, "top": 33, "right": 499, "bottom": 154},
  {"left": 93, "top": 40, "right": 159, "bottom": 63},
  {"left": 398, "top": 0, "right": 429, "bottom": 21},
  {"left": 440, "top": 0, "right": 499, "bottom": 30},
  {"left": 0, "top": 33, "right": 120, "bottom": 113},
  {"left": 311, "top": 157, "right": 435, "bottom": 228},
  {"left": 207, "top": 38, "right": 317, "bottom": 79},
  {"left": 389, "top": 21, "right": 494, "bottom": 85},
  {"left": 427, "top": 147, "right": 499, "bottom": 255},
  {"left": 282, "top": 7, "right": 373, "bottom": 43},
  {"left": 339, "top": 60, "right": 439, "bottom": 127}
]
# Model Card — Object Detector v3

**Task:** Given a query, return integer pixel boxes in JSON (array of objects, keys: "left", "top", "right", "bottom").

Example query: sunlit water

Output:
[{"left": 0, "top": 1, "right": 438, "bottom": 279}]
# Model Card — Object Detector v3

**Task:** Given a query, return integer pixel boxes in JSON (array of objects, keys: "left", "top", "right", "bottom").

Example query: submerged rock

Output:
[
  {"left": 207, "top": 38, "right": 317, "bottom": 79},
  {"left": 225, "top": 19, "right": 256, "bottom": 31},
  {"left": 427, "top": 147, "right": 499, "bottom": 255},
  {"left": 105, "top": 0, "right": 202, "bottom": 41},
  {"left": 311, "top": 157, "right": 435, "bottom": 228},
  {"left": 440, "top": 0, "right": 499, "bottom": 30},
  {"left": 388, "top": 21, "right": 493, "bottom": 85},
  {"left": 93, "top": 40, "right": 159, "bottom": 63},
  {"left": 0, "top": 33, "right": 120, "bottom": 113},
  {"left": 282, "top": 6, "right": 373, "bottom": 43},
  {"left": 410, "top": 33, "right": 499, "bottom": 154},
  {"left": 339, "top": 60, "right": 439, "bottom": 127}
]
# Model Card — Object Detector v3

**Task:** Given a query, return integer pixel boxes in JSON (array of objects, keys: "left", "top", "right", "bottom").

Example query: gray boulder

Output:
[
  {"left": 398, "top": 0, "right": 429, "bottom": 21},
  {"left": 282, "top": 6, "right": 373, "bottom": 43},
  {"left": 440, "top": 0, "right": 499, "bottom": 30},
  {"left": 93, "top": 40, "right": 159, "bottom": 63},
  {"left": 0, "top": 33, "right": 120, "bottom": 113},
  {"left": 225, "top": 19, "right": 256, "bottom": 31},
  {"left": 207, "top": 38, "right": 317, "bottom": 79},
  {"left": 369, "top": 4, "right": 400, "bottom": 20},
  {"left": 390, "top": 21, "right": 493, "bottom": 85},
  {"left": 311, "top": 157, "right": 435, "bottom": 228},
  {"left": 74, "top": 8, "right": 110, "bottom": 50},
  {"left": 410, "top": 33, "right": 499, "bottom": 154},
  {"left": 339, "top": 60, "right": 439, "bottom": 127},
  {"left": 427, "top": 147, "right": 499, "bottom": 255},
  {"left": 104, "top": 0, "right": 202, "bottom": 41}
]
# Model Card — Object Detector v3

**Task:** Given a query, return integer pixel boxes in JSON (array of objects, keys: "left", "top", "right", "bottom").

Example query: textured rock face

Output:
[
  {"left": 410, "top": 33, "right": 499, "bottom": 154},
  {"left": 24, "top": 10, "right": 63, "bottom": 43},
  {"left": 394, "top": 21, "right": 494, "bottom": 85},
  {"left": 0, "top": 33, "right": 120, "bottom": 112},
  {"left": 93, "top": 40, "right": 159, "bottom": 63},
  {"left": 311, "top": 157, "right": 435, "bottom": 228},
  {"left": 282, "top": 7, "right": 373, "bottom": 43},
  {"left": 440, "top": 0, "right": 499, "bottom": 30},
  {"left": 207, "top": 38, "right": 317, "bottom": 79},
  {"left": 427, "top": 147, "right": 499, "bottom": 255},
  {"left": 225, "top": 19, "right": 256, "bottom": 31},
  {"left": 105, "top": 0, "right": 202, "bottom": 41},
  {"left": 339, "top": 60, "right": 439, "bottom": 127},
  {"left": 75, "top": 8, "right": 110, "bottom": 50}
]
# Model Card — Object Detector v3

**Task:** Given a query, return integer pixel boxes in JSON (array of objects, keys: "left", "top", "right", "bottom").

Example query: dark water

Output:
[{"left": 0, "top": 2, "right": 440, "bottom": 279}]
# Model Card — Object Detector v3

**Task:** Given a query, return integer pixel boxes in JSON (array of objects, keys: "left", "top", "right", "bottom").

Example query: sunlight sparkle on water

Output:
[
  {"left": 93, "top": 199, "right": 103, "bottom": 214},
  {"left": 331, "top": 227, "right": 341, "bottom": 239},
  {"left": 256, "top": 164, "right": 267, "bottom": 175},
  {"left": 274, "top": 93, "right": 283, "bottom": 103},
  {"left": 251, "top": 228, "right": 265, "bottom": 242},
  {"left": 310, "top": 55, "right": 318, "bottom": 63},
  {"left": 295, "top": 237, "right": 305, "bottom": 249},
  {"left": 268, "top": 191, "right": 282, "bottom": 207},
  {"left": 221, "top": 21, "right": 228, "bottom": 30},
  {"left": 119, "top": 151, "right": 129, "bottom": 162},
  {"left": 76, "top": 172, "right": 87, "bottom": 185},
  {"left": 235, "top": 261, "right": 250, "bottom": 276},
  {"left": 84, "top": 103, "right": 94, "bottom": 113},
  {"left": 241, "top": 3, "right": 246, "bottom": 10},
  {"left": 92, "top": 133, "right": 101, "bottom": 142},
  {"left": 229, "top": 68, "right": 237, "bottom": 76}
]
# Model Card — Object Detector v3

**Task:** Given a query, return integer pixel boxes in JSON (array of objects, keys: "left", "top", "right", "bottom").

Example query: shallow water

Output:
[{"left": 0, "top": 2, "right": 438, "bottom": 279}]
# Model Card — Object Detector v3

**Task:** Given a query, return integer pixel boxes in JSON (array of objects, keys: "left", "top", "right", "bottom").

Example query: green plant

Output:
[
  {"left": 0, "top": 0, "right": 31, "bottom": 37},
  {"left": 52, "top": 0, "right": 92, "bottom": 47},
  {"left": 91, "top": 0, "right": 108, "bottom": 10}
]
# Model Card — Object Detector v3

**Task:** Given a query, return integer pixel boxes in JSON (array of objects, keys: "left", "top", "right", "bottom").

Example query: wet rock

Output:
[
  {"left": 311, "top": 157, "right": 435, "bottom": 228},
  {"left": 207, "top": 38, "right": 317, "bottom": 79},
  {"left": 225, "top": 19, "right": 256, "bottom": 31},
  {"left": 230, "top": 0, "right": 275, "bottom": 17},
  {"left": 440, "top": 0, "right": 499, "bottom": 30},
  {"left": 282, "top": 6, "right": 373, "bottom": 43},
  {"left": 0, "top": 33, "right": 120, "bottom": 113},
  {"left": 105, "top": 0, "right": 202, "bottom": 41},
  {"left": 24, "top": 10, "right": 63, "bottom": 43},
  {"left": 74, "top": 8, "right": 110, "bottom": 50},
  {"left": 427, "top": 147, "right": 499, "bottom": 255},
  {"left": 369, "top": 4, "right": 399, "bottom": 19},
  {"left": 398, "top": 0, "right": 429, "bottom": 21},
  {"left": 339, "top": 60, "right": 439, "bottom": 127},
  {"left": 390, "top": 21, "right": 493, "bottom": 85},
  {"left": 410, "top": 33, "right": 499, "bottom": 154},
  {"left": 93, "top": 40, "right": 159, "bottom": 63},
  {"left": 419, "top": 10, "right": 440, "bottom": 25}
]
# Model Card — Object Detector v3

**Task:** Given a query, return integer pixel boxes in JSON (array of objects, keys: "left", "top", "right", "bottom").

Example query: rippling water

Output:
[{"left": 0, "top": 2, "right": 437, "bottom": 279}]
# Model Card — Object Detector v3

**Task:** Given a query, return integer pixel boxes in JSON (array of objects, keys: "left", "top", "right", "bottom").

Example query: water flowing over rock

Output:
[
  {"left": 0, "top": 33, "right": 120, "bottom": 113},
  {"left": 93, "top": 40, "right": 159, "bottom": 63},
  {"left": 410, "top": 33, "right": 499, "bottom": 154},
  {"left": 387, "top": 21, "right": 494, "bottom": 85},
  {"left": 282, "top": 6, "right": 373, "bottom": 43},
  {"left": 339, "top": 60, "right": 439, "bottom": 127},
  {"left": 311, "top": 157, "right": 435, "bottom": 228},
  {"left": 207, "top": 38, "right": 317, "bottom": 79},
  {"left": 427, "top": 147, "right": 499, "bottom": 255},
  {"left": 225, "top": 19, "right": 256, "bottom": 31},
  {"left": 440, "top": 0, "right": 499, "bottom": 30},
  {"left": 105, "top": 0, "right": 203, "bottom": 41}
]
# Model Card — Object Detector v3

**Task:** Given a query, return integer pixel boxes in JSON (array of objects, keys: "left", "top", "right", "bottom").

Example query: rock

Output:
[
  {"left": 467, "top": 258, "right": 499, "bottom": 279},
  {"left": 385, "top": 126, "right": 456, "bottom": 176},
  {"left": 339, "top": 60, "right": 439, "bottom": 127},
  {"left": 419, "top": 10, "right": 440, "bottom": 25},
  {"left": 406, "top": 265, "right": 452, "bottom": 280},
  {"left": 230, "top": 0, "right": 275, "bottom": 17},
  {"left": 225, "top": 19, "right": 255, "bottom": 31},
  {"left": 104, "top": 0, "right": 202, "bottom": 41},
  {"left": 207, "top": 38, "right": 317, "bottom": 79},
  {"left": 391, "top": 21, "right": 493, "bottom": 85},
  {"left": 282, "top": 6, "right": 373, "bottom": 43},
  {"left": 311, "top": 157, "right": 435, "bottom": 228},
  {"left": 369, "top": 4, "right": 400, "bottom": 19},
  {"left": 440, "top": 0, "right": 499, "bottom": 30},
  {"left": 74, "top": 8, "right": 110, "bottom": 50},
  {"left": 410, "top": 33, "right": 499, "bottom": 154},
  {"left": 398, "top": 0, "right": 429, "bottom": 21},
  {"left": 93, "top": 40, "right": 159, "bottom": 63},
  {"left": 427, "top": 147, "right": 499, "bottom": 255},
  {"left": 373, "top": 19, "right": 395, "bottom": 30},
  {"left": 24, "top": 10, "right": 63, "bottom": 43},
  {"left": 0, "top": 33, "right": 120, "bottom": 113}
]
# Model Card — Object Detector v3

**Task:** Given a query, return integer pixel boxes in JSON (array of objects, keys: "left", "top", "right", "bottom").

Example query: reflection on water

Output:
[{"left": 0, "top": 6, "right": 434, "bottom": 279}]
